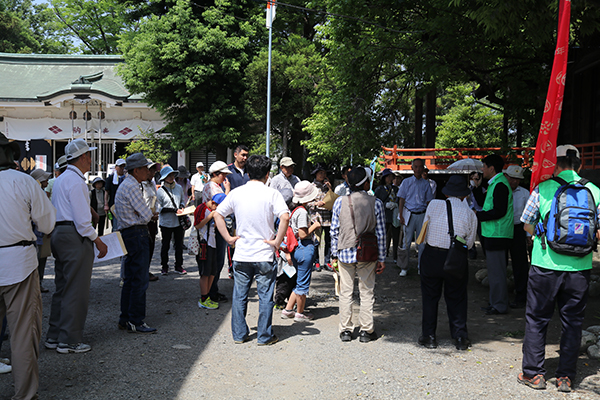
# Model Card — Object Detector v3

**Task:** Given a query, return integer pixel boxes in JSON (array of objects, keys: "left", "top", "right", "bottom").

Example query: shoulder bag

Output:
[
  {"left": 162, "top": 186, "right": 192, "bottom": 230},
  {"left": 443, "top": 199, "right": 468, "bottom": 278},
  {"left": 348, "top": 194, "right": 379, "bottom": 262}
]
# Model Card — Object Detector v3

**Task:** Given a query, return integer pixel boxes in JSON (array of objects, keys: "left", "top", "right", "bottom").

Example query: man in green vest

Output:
[
  {"left": 518, "top": 145, "right": 600, "bottom": 393},
  {"left": 477, "top": 154, "right": 513, "bottom": 315}
]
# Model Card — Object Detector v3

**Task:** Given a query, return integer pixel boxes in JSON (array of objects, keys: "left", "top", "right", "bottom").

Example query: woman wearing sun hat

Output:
[
  {"left": 156, "top": 165, "right": 186, "bottom": 275},
  {"left": 281, "top": 181, "right": 322, "bottom": 322}
]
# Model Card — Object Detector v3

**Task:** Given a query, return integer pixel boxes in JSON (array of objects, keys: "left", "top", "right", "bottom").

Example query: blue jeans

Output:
[
  {"left": 120, "top": 226, "right": 150, "bottom": 326},
  {"left": 293, "top": 240, "right": 316, "bottom": 296},
  {"left": 231, "top": 260, "right": 277, "bottom": 344}
]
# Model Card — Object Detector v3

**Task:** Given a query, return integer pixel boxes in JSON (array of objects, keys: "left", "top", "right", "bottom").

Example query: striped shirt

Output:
[
  {"left": 115, "top": 175, "right": 153, "bottom": 230},
  {"left": 423, "top": 198, "right": 477, "bottom": 250},
  {"left": 330, "top": 192, "right": 387, "bottom": 264}
]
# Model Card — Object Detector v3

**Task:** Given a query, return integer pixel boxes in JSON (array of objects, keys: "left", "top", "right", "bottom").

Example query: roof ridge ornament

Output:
[{"left": 72, "top": 71, "right": 104, "bottom": 84}]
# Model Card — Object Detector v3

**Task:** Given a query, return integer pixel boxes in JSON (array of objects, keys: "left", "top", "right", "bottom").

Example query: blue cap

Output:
[{"left": 212, "top": 193, "right": 226, "bottom": 204}]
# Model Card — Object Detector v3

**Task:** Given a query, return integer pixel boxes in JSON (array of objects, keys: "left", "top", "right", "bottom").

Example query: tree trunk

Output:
[
  {"left": 425, "top": 89, "right": 436, "bottom": 148},
  {"left": 415, "top": 95, "right": 423, "bottom": 148}
]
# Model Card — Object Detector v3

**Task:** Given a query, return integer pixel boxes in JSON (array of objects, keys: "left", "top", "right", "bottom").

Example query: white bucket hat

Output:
[
  {"left": 503, "top": 165, "right": 525, "bottom": 179},
  {"left": 292, "top": 181, "right": 319, "bottom": 204},
  {"left": 209, "top": 161, "right": 232, "bottom": 175}
]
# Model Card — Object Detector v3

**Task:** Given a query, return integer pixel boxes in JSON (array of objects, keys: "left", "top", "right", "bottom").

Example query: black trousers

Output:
[
  {"left": 522, "top": 265, "right": 590, "bottom": 380},
  {"left": 386, "top": 223, "right": 400, "bottom": 259},
  {"left": 160, "top": 225, "right": 184, "bottom": 271},
  {"left": 420, "top": 244, "right": 468, "bottom": 339},
  {"left": 274, "top": 273, "right": 297, "bottom": 307},
  {"left": 510, "top": 223, "right": 529, "bottom": 303}
]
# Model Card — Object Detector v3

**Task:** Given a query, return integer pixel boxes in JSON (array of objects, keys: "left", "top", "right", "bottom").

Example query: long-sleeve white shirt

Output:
[
  {"left": 52, "top": 165, "right": 97, "bottom": 241},
  {"left": 0, "top": 169, "right": 56, "bottom": 285}
]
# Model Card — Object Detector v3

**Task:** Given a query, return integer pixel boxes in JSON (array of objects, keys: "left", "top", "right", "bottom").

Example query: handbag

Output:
[
  {"left": 443, "top": 199, "right": 468, "bottom": 278},
  {"left": 161, "top": 186, "right": 191, "bottom": 230},
  {"left": 348, "top": 194, "right": 378, "bottom": 262}
]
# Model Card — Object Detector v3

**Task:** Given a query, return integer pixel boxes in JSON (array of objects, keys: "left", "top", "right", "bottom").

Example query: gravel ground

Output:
[{"left": 2, "top": 239, "right": 600, "bottom": 400}]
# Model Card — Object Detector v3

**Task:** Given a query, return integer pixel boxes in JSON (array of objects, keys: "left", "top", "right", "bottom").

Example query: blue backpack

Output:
[{"left": 536, "top": 177, "right": 598, "bottom": 257}]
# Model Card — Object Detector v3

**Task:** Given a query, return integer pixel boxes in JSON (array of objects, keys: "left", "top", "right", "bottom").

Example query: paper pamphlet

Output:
[
  {"left": 94, "top": 231, "right": 127, "bottom": 263},
  {"left": 282, "top": 263, "right": 296, "bottom": 278},
  {"left": 401, "top": 207, "right": 411, "bottom": 226},
  {"left": 177, "top": 205, "right": 196, "bottom": 216},
  {"left": 415, "top": 219, "right": 429, "bottom": 245}
]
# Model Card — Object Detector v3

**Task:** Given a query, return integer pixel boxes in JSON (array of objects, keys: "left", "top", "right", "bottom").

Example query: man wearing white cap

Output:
[
  {"left": 503, "top": 165, "right": 530, "bottom": 309},
  {"left": 269, "top": 156, "right": 300, "bottom": 208},
  {"left": 518, "top": 145, "right": 600, "bottom": 392},
  {"left": 46, "top": 139, "right": 108, "bottom": 354},
  {"left": 191, "top": 161, "right": 209, "bottom": 206}
]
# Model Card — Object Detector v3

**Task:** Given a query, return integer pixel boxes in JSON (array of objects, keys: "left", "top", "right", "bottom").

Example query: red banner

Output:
[{"left": 530, "top": 0, "right": 571, "bottom": 191}]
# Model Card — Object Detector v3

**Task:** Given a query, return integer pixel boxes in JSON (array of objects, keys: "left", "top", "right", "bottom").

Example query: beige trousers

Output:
[
  {"left": 338, "top": 261, "right": 376, "bottom": 334},
  {"left": 0, "top": 269, "right": 41, "bottom": 400}
]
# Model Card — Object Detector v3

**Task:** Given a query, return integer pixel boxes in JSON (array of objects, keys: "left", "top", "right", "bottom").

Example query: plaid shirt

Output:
[
  {"left": 115, "top": 175, "right": 153, "bottom": 229},
  {"left": 330, "top": 192, "right": 387, "bottom": 263},
  {"left": 423, "top": 198, "right": 477, "bottom": 249}
]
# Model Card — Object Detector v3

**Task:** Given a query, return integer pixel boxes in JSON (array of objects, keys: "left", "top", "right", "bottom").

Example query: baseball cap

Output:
[
  {"left": 65, "top": 139, "right": 97, "bottom": 160},
  {"left": 115, "top": 158, "right": 127, "bottom": 167},
  {"left": 280, "top": 157, "right": 295, "bottom": 167},
  {"left": 503, "top": 165, "right": 525, "bottom": 179},
  {"left": 55, "top": 155, "right": 68, "bottom": 170},
  {"left": 196, "top": 162, "right": 204, "bottom": 168},
  {"left": 209, "top": 161, "right": 232, "bottom": 175},
  {"left": 556, "top": 145, "right": 580, "bottom": 159}
]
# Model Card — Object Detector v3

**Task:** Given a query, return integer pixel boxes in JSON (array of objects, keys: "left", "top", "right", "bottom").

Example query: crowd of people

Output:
[{"left": 0, "top": 134, "right": 597, "bottom": 398}]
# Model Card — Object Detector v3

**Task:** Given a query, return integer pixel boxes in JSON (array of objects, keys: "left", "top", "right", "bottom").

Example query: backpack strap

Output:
[{"left": 551, "top": 176, "right": 568, "bottom": 187}]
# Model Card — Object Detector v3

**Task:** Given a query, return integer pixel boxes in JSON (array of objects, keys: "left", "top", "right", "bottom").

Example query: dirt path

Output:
[{"left": 2, "top": 243, "right": 600, "bottom": 399}]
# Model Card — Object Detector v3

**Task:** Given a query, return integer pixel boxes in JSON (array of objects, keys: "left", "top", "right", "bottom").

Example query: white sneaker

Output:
[
  {"left": 399, "top": 269, "right": 408, "bottom": 277},
  {"left": 56, "top": 343, "right": 92, "bottom": 354},
  {"left": 0, "top": 362, "right": 11, "bottom": 374}
]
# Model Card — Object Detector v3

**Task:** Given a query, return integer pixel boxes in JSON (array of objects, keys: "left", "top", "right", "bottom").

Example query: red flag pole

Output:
[{"left": 530, "top": 0, "right": 571, "bottom": 191}]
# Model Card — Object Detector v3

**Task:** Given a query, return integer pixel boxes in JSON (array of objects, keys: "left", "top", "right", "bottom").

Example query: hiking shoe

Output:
[
  {"left": 174, "top": 269, "right": 187, "bottom": 275},
  {"left": 258, "top": 335, "right": 279, "bottom": 346},
  {"left": 359, "top": 330, "right": 378, "bottom": 343},
  {"left": 557, "top": 376, "right": 572, "bottom": 392},
  {"left": 56, "top": 343, "right": 92, "bottom": 354},
  {"left": 314, "top": 263, "right": 322, "bottom": 272},
  {"left": 340, "top": 331, "right": 352, "bottom": 342},
  {"left": 126, "top": 322, "right": 157, "bottom": 334},
  {"left": 281, "top": 309, "right": 295, "bottom": 319},
  {"left": 198, "top": 298, "right": 219, "bottom": 309},
  {"left": 44, "top": 338, "right": 59, "bottom": 349},
  {"left": 294, "top": 312, "right": 314, "bottom": 322},
  {"left": 211, "top": 293, "right": 228, "bottom": 303},
  {"left": 234, "top": 337, "right": 249, "bottom": 344},
  {"left": 517, "top": 373, "right": 546, "bottom": 390},
  {"left": 274, "top": 304, "right": 285, "bottom": 310}
]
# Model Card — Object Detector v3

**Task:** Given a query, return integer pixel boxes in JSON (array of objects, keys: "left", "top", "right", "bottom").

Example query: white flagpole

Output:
[{"left": 265, "top": 0, "right": 276, "bottom": 158}]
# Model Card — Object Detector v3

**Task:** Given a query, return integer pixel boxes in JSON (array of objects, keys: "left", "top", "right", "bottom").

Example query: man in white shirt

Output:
[
  {"left": 215, "top": 155, "right": 289, "bottom": 346},
  {"left": 397, "top": 158, "right": 434, "bottom": 276},
  {"left": 191, "top": 161, "right": 208, "bottom": 206},
  {"left": 419, "top": 175, "right": 477, "bottom": 351},
  {"left": 0, "top": 133, "right": 56, "bottom": 400},
  {"left": 46, "top": 139, "right": 108, "bottom": 355},
  {"left": 503, "top": 165, "right": 530, "bottom": 309}
]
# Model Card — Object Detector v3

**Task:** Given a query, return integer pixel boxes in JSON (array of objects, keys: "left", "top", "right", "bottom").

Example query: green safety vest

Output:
[
  {"left": 531, "top": 170, "right": 600, "bottom": 271},
  {"left": 481, "top": 173, "right": 514, "bottom": 239}
]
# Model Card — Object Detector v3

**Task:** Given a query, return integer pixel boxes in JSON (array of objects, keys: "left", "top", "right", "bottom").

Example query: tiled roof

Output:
[{"left": 0, "top": 52, "right": 143, "bottom": 102}]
